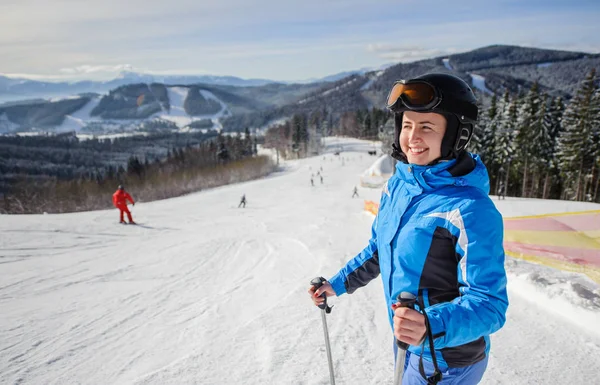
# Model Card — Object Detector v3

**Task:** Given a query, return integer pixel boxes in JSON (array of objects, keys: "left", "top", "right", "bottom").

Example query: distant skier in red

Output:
[{"left": 112, "top": 185, "right": 136, "bottom": 224}]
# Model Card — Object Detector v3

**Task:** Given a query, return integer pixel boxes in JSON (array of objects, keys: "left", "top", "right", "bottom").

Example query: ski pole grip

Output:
[
  {"left": 395, "top": 292, "right": 417, "bottom": 350},
  {"left": 310, "top": 276, "right": 328, "bottom": 310}
]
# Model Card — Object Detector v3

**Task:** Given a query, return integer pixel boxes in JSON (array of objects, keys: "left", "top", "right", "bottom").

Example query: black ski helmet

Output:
[
  {"left": 387, "top": 73, "right": 478, "bottom": 161},
  {"left": 118, "top": 185, "right": 124, "bottom": 190}
]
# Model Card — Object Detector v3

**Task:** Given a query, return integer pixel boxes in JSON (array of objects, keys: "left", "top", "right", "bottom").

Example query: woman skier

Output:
[{"left": 309, "top": 73, "right": 508, "bottom": 384}]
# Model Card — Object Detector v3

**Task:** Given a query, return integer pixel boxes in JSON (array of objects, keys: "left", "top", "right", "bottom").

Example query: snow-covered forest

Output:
[{"left": 264, "top": 69, "right": 600, "bottom": 203}]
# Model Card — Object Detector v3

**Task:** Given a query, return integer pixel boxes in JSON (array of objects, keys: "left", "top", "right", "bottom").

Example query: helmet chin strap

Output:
[{"left": 440, "top": 113, "right": 459, "bottom": 159}]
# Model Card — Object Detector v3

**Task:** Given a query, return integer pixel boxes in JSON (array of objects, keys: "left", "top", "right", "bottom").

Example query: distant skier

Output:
[
  {"left": 497, "top": 181, "right": 506, "bottom": 200},
  {"left": 311, "top": 177, "right": 314, "bottom": 187},
  {"left": 238, "top": 194, "right": 247, "bottom": 208},
  {"left": 352, "top": 186, "right": 359, "bottom": 198},
  {"left": 112, "top": 185, "right": 135, "bottom": 224},
  {"left": 320, "top": 175, "right": 324, "bottom": 184}
]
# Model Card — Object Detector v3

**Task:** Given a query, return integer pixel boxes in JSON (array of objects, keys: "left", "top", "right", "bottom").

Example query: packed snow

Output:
[
  {"left": 470, "top": 74, "right": 494, "bottom": 95},
  {"left": 0, "top": 113, "right": 20, "bottom": 132},
  {"left": 442, "top": 58, "right": 453, "bottom": 71},
  {"left": 56, "top": 96, "right": 102, "bottom": 132},
  {"left": 1, "top": 137, "right": 599, "bottom": 385},
  {"left": 49, "top": 96, "right": 83, "bottom": 103},
  {"left": 164, "top": 87, "right": 189, "bottom": 117},
  {"left": 360, "top": 71, "right": 384, "bottom": 91},
  {"left": 153, "top": 87, "right": 230, "bottom": 131}
]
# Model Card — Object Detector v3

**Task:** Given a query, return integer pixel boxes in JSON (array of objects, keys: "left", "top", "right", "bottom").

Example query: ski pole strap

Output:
[
  {"left": 310, "top": 277, "right": 333, "bottom": 313},
  {"left": 417, "top": 303, "right": 443, "bottom": 385}
]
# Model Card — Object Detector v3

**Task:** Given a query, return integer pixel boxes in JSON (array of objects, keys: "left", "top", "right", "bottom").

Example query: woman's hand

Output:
[
  {"left": 392, "top": 303, "right": 427, "bottom": 346},
  {"left": 308, "top": 281, "right": 336, "bottom": 307}
]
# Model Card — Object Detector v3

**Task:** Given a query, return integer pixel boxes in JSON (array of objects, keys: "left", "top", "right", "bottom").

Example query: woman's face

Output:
[{"left": 400, "top": 111, "right": 447, "bottom": 165}]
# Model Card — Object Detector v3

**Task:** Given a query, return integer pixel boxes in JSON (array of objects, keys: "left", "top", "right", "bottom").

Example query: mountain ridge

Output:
[{"left": 1, "top": 44, "right": 598, "bottom": 134}]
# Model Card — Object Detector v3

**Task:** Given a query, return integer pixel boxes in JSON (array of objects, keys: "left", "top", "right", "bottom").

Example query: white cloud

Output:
[
  {"left": 1, "top": 1, "right": 599, "bottom": 81},
  {"left": 0, "top": 72, "right": 75, "bottom": 81},
  {"left": 59, "top": 64, "right": 135, "bottom": 75},
  {"left": 367, "top": 44, "right": 458, "bottom": 62},
  {"left": 2, "top": 65, "right": 217, "bottom": 82}
]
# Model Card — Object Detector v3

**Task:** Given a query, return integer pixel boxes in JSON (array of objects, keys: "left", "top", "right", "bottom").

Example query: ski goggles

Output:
[
  {"left": 386, "top": 79, "right": 478, "bottom": 122},
  {"left": 386, "top": 80, "right": 442, "bottom": 112}
]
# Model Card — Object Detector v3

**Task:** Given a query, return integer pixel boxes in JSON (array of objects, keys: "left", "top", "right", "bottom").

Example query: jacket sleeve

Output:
[
  {"left": 112, "top": 193, "right": 118, "bottom": 207},
  {"left": 328, "top": 215, "right": 380, "bottom": 296},
  {"left": 125, "top": 193, "right": 134, "bottom": 205},
  {"left": 425, "top": 203, "right": 508, "bottom": 349}
]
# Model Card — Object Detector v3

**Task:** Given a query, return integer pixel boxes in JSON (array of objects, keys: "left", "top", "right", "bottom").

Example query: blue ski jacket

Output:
[{"left": 328, "top": 153, "right": 508, "bottom": 368}]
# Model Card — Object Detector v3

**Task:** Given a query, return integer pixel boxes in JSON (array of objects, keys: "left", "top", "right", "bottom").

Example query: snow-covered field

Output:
[{"left": 1, "top": 137, "right": 599, "bottom": 384}]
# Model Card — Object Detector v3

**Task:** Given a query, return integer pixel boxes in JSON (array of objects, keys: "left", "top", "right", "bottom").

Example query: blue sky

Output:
[{"left": 1, "top": 0, "right": 599, "bottom": 82}]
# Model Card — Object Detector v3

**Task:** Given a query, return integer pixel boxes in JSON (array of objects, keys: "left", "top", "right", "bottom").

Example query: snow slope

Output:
[
  {"left": 0, "top": 112, "right": 20, "bottom": 132},
  {"left": 442, "top": 58, "right": 453, "bottom": 71},
  {"left": 1, "top": 137, "right": 599, "bottom": 385},
  {"left": 56, "top": 96, "right": 102, "bottom": 132},
  {"left": 470, "top": 74, "right": 494, "bottom": 95},
  {"left": 164, "top": 87, "right": 189, "bottom": 117},
  {"left": 151, "top": 87, "right": 230, "bottom": 131}
]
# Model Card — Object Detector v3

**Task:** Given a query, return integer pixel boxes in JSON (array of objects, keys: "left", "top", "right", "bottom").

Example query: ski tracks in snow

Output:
[{"left": 2, "top": 144, "right": 599, "bottom": 384}]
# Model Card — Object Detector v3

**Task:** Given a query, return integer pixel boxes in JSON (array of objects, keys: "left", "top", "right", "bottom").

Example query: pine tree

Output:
[
  {"left": 541, "top": 96, "right": 565, "bottom": 198},
  {"left": 590, "top": 89, "right": 600, "bottom": 201},
  {"left": 529, "top": 92, "right": 551, "bottom": 197},
  {"left": 290, "top": 114, "right": 309, "bottom": 157},
  {"left": 515, "top": 82, "right": 542, "bottom": 197},
  {"left": 244, "top": 127, "right": 253, "bottom": 156},
  {"left": 494, "top": 91, "right": 518, "bottom": 197},
  {"left": 127, "top": 155, "right": 143, "bottom": 177},
  {"left": 557, "top": 69, "right": 598, "bottom": 201},
  {"left": 481, "top": 94, "right": 499, "bottom": 172},
  {"left": 363, "top": 111, "right": 372, "bottom": 138},
  {"left": 469, "top": 96, "right": 487, "bottom": 156}
]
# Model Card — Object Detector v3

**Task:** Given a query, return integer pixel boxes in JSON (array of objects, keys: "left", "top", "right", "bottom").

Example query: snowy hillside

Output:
[
  {"left": 56, "top": 96, "right": 102, "bottom": 132},
  {"left": 1, "top": 137, "right": 599, "bottom": 385},
  {"left": 54, "top": 86, "right": 230, "bottom": 134},
  {"left": 470, "top": 74, "right": 494, "bottom": 95},
  {"left": 153, "top": 87, "right": 230, "bottom": 131}
]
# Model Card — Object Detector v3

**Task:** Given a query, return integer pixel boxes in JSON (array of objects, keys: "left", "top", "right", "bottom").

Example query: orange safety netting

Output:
[
  {"left": 504, "top": 210, "right": 600, "bottom": 284},
  {"left": 363, "top": 201, "right": 600, "bottom": 283},
  {"left": 364, "top": 200, "right": 379, "bottom": 216}
]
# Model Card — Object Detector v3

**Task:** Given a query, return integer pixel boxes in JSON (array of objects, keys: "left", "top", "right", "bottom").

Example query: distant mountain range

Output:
[
  {"left": 0, "top": 72, "right": 278, "bottom": 104},
  {"left": 1, "top": 44, "right": 599, "bottom": 134},
  {"left": 0, "top": 64, "right": 399, "bottom": 105}
]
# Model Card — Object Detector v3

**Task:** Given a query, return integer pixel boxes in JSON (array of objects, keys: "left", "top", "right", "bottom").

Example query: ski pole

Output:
[
  {"left": 310, "top": 277, "right": 336, "bottom": 385},
  {"left": 393, "top": 292, "right": 417, "bottom": 385}
]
